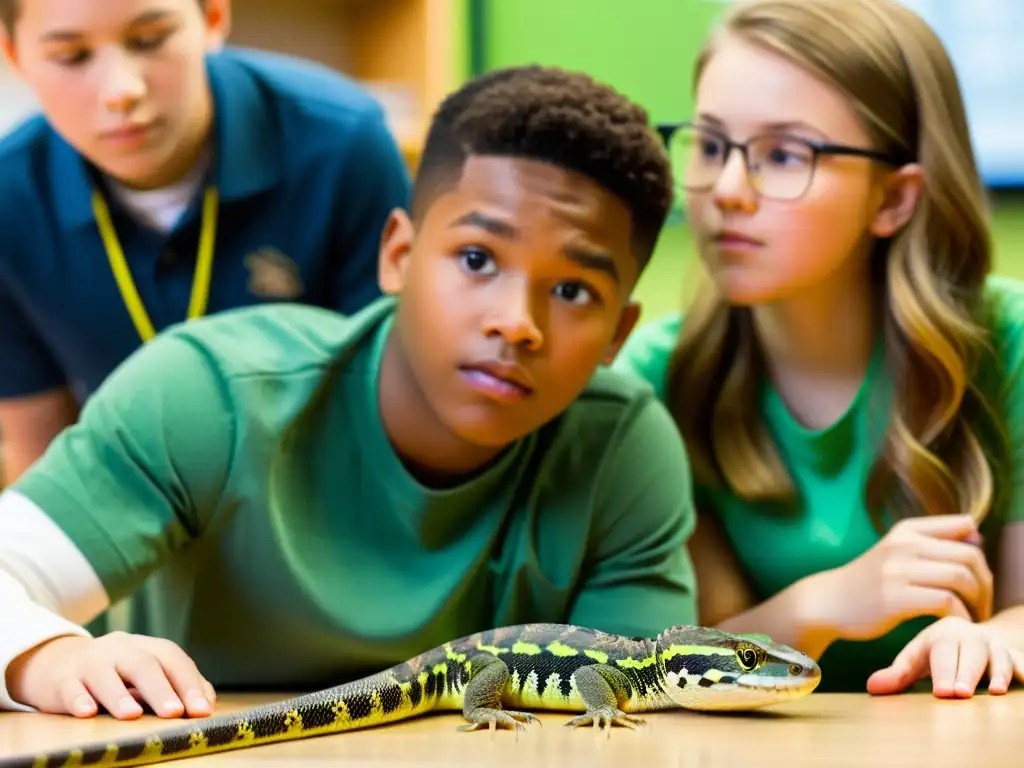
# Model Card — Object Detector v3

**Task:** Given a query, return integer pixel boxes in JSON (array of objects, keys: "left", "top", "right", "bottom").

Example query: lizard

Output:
[{"left": 0, "top": 622, "right": 821, "bottom": 767}]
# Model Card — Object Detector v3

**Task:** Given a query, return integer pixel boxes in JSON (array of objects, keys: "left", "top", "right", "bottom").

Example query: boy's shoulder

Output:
[
  {"left": 551, "top": 363, "right": 673, "bottom": 451},
  {"left": 0, "top": 115, "right": 55, "bottom": 201},
  {"left": 156, "top": 297, "right": 393, "bottom": 384},
  {"left": 211, "top": 46, "right": 388, "bottom": 131},
  {"left": 609, "top": 313, "right": 684, "bottom": 403},
  {"left": 576, "top": 363, "right": 662, "bottom": 406},
  {"left": 0, "top": 113, "right": 49, "bottom": 159},
  {"left": 0, "top": 116, "right": 76, "bottom": 260}
]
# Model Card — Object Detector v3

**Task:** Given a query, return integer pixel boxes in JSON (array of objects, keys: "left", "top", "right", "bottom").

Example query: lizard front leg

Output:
[
  {"left": 564, "top": 664, "right": 646, "bottom": 735},
  {"left": 458, "top": 652, "right": 540, "bottom": 735}
]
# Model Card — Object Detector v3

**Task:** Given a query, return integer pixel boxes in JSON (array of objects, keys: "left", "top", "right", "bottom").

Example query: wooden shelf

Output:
[{"left": 227, "top": 0, "right": 456, "bottom": 170}]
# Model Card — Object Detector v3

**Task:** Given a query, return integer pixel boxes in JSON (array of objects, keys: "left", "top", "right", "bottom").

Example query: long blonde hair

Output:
[{"left": 666, "top": 0, "right": 1009, "bottom": 530}]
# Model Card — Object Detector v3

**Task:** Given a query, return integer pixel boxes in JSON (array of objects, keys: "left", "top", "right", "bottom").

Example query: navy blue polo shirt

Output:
[{"left": 0, "top": 46, "right": 411, "bottom": 403}]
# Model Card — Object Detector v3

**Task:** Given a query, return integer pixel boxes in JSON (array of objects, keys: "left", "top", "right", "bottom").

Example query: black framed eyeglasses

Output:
[{"left": 656, "top": 121, "right": 909, "bottom": 202}]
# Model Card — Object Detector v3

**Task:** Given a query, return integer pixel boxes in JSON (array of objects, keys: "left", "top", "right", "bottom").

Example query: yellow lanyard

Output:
[{"left": 91, "top": 186, "right": 219, "bottom": 343}]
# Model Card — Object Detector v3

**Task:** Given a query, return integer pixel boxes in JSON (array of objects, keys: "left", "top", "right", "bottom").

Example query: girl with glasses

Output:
[{"left": 615, "top": 0, "right": 1024, "bottom": 697}]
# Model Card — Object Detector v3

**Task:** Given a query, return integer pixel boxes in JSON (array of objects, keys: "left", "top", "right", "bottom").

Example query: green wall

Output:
[{"left": 480, "top": 0, "right": 722, "bottom": 123}]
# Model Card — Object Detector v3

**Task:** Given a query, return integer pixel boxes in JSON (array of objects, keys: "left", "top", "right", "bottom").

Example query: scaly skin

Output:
[{"left": 0, "top": 623, "right": 821, "bottom": 767}]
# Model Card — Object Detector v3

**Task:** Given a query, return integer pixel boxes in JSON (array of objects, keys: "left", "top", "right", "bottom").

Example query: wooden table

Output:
[{"left": 2, "top": 692, "right": 1022, "bottom": 766}]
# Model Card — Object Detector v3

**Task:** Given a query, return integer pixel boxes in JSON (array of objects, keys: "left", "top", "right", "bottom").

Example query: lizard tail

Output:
[{"left": 0, "top": 651, "right": 463, "bottom": 768}]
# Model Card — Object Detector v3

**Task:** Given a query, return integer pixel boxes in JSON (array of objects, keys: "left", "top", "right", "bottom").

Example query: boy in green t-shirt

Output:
[{"left": 0, "top": 65, "right": 697, "bottom": 722}]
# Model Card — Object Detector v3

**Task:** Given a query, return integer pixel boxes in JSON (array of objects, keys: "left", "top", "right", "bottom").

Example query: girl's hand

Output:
[
  {"left": 813, "top": 515, "right": 991, "bottom": 643},
  {"left": 867, "top": 616, "right": 1024, "bottom": 697}
]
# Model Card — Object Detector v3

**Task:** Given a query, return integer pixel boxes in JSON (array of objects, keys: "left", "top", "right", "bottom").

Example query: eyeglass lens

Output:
[{"left": 665, "top": 125, "right": 818, "bottom": 200}]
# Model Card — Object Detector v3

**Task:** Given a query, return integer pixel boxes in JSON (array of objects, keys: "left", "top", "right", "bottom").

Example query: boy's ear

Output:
[
  {"left": 378, "top": 208, "right": 415, "bottom": 296},
  {"left": 869, "top": 163, "right": 925, "bottom": 238},
  {"left": 601, "top": 301, "right": 641, "bottom": 365},
  {"left": 204, "top": 0, "right": 232, "bottom": 51}
]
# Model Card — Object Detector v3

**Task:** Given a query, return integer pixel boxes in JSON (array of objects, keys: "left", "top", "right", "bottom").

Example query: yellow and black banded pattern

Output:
[
  {"left": 1, "top": 644, "right": 472, "bottom": 768},
  {"left": 469, "top": 623, "right": 671, "bottom": 712},
  {"left": 0, "top": 622, "right": 804, "bottom": 767}
]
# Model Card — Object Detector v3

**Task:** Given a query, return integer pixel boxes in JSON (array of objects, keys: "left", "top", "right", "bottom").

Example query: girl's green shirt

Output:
[{"left": 612, "top": 275, "right": 1024, "bottom": 692}]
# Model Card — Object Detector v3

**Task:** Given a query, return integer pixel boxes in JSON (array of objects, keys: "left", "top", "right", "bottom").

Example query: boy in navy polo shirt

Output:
[
  {"left": 0, "top": 64, "right": 698, "bottom": 724},
  {"left": 0, "top": 0, "right": 410, "bottom": 482}
]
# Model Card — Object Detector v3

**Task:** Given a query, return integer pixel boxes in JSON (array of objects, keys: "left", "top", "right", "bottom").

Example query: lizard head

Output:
[{"left": 654, "top": 626, "right": 821, "bottom": 710}]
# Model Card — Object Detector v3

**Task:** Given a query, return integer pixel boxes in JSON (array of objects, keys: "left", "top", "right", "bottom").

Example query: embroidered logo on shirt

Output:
[{"left": 244, "top": 248, "right": 304, "bottom": 300}]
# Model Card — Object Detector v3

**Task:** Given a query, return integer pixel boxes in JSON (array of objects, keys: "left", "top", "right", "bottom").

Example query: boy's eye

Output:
[
  {"left": 47, "top": 28, "right": 170, "bottom": 66},
  {"left": 553, "top": 282, "right": 594, "bottom": 306},
  {"left": 129, "top": 32, "right": 170, "bottom": 51},
  {"left": 51, "top": 49, "right": 90, "bottom": 66},
  {"left": 458, "top": 247, "right": 496, "bottom": 275}
]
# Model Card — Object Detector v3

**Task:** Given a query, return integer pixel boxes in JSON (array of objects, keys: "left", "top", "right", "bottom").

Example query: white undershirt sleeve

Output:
[{"left": 0, "top": 490, "right": 110, "bottom": 711}]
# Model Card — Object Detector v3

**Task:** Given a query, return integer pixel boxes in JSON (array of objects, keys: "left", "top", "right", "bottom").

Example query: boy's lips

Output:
[
  {"left": 100, "top": 119, "right": 159, "bottom": 145},
  {"left": 458, "top": 360, "right": 534, "bottom": 403}
]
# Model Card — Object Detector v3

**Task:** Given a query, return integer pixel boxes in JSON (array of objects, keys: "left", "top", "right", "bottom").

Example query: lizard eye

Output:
[
  {"left": 735, "top": 643, "right": 766, "bottom": 671},
  {"left": 789, "top": 664, "right": 803, "bottom": 676}
]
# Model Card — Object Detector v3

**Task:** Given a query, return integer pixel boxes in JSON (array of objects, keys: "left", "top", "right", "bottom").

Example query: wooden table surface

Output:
[{"left": 2, "top": 691, "right": 1022, "bottom": 767}]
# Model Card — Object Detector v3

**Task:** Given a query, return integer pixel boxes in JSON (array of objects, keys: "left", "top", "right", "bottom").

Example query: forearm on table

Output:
[
  {"left": 713, "top": 575, "right": 838, "bottom": 661},
  {"left": 0, "top": 575, "right": 94, "bottom": 711},
  {"left": 0, "top": 490, "right": 109, "bottom": 710}
]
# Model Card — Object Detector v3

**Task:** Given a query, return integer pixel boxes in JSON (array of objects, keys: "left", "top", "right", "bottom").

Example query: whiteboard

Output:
[{"left": 899, "top": 0, "right": 1024, "bottom": 186}]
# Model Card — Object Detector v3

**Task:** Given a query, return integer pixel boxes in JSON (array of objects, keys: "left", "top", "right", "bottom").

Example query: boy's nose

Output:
[
  {"left": 484, "top": 283, "right": 543, "bottom": 351},
  {"left": 99, "top": 55, "right": 147, "bottom": 114}
]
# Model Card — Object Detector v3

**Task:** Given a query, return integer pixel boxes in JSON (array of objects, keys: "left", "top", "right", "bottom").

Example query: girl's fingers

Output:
[
  {"left": 950, "top": 637, "right": 988, "bottom": 697},
  {"left": 986, "top": 644, "right": 1014, "bottom": 695},
  {"left": 927, "top": 636, "right": 962, "bottom": 697}
]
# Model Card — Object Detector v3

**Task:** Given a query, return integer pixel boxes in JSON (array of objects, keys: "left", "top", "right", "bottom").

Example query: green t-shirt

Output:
[
  {"left": 612, "top": 275, "right": 1024, "bottom": 692},
  {"left": 13, "top": 297, "right": 698, "bottom": 690}
]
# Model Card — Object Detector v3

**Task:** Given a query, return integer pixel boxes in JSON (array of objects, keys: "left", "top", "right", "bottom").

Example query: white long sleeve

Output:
[{"left": 0, "top": 490, "right": 109, "bottom": 711}]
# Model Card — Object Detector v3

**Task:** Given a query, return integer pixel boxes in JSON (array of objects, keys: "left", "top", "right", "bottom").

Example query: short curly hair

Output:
[{"left": 412, "top": 65, "right": 674, "bottom": 267}]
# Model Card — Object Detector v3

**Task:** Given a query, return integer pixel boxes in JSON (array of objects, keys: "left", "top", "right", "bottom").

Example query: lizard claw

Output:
[
  {"left": 458, "top": 709, "right": 540, "bottom": 741},
  {"left": 564, "top": 707, "right": 645, "bottom": 738}
]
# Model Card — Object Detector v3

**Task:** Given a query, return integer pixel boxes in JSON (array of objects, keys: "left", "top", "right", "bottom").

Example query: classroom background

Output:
[
  {"left": 0, "top": 0, "right": 1020, "bottom": 356},
  {"left": 0, "top": 2, "right": 1022, "bottom": 762}
]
